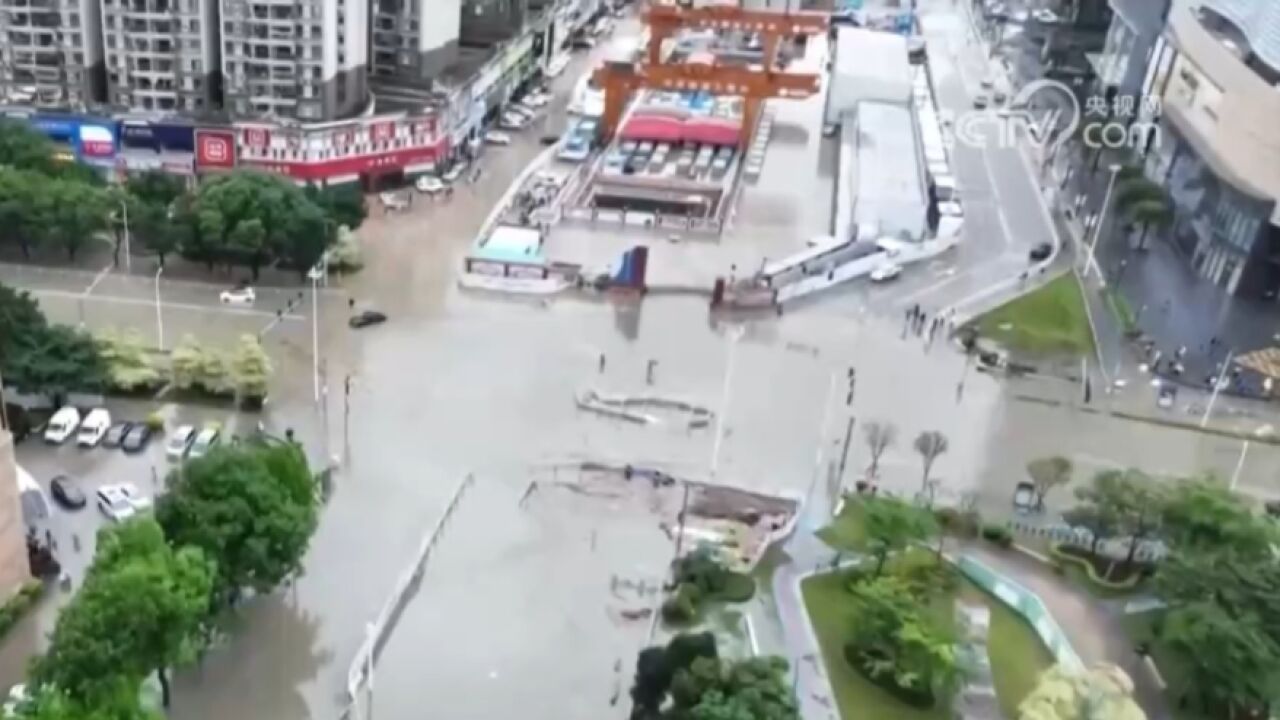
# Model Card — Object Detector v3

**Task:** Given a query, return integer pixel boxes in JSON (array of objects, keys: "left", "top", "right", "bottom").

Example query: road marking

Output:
[{"left": 28, "top": 287, "right": 305, "bottom": 320}]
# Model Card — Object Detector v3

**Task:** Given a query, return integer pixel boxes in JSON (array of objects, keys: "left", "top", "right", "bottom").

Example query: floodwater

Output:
[{"left": 6, "top": 7, "right": 1278, "bottom": 720}]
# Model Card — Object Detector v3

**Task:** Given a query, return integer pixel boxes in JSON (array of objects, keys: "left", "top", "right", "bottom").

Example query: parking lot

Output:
[{"left": 16, "top": 397, "right": 267, "bottom": 585}]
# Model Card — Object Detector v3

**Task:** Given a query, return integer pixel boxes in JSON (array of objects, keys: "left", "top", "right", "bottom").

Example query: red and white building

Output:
[{"left": 193, "top": 111, "right": 448, "bottom": 187}]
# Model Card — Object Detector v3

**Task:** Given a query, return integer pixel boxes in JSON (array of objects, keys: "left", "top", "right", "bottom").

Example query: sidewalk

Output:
[{"left": 960, "top": 542, "right": 1172, "bottom": 720}]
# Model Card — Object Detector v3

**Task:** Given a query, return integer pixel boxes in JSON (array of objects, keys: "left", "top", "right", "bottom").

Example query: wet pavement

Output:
[{"left": 1, "top": 4, "right": 1279, "bottom": 719}]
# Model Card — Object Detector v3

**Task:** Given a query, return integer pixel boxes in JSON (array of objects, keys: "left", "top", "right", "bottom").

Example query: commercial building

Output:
[
  {"left": 1091, "top": 0, "right": 1171, "bottom": 102},
  {"left": 100, "top": 0, "right": 219, "bottom": 113},
  {"left": 823, "top": 26, "right": 913, "bottom": 127},
  {"left": 0, "top": 0, "right": 104, "bottom": 107},
  {"left": 837, "top": 99, "right": 928, "bottom": 243},
  {"left": 1140, "top": 0, "right": 1280, "bottom": 298}
]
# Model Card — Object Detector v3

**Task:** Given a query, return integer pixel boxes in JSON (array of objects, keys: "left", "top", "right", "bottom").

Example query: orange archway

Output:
[{"left": 594, "top": 3, "right": 829, "bottom": 150}]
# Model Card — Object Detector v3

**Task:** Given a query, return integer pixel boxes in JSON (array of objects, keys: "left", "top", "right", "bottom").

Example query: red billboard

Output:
[
  {"left": 195, "top": 129, "right": 236, "bottom": 170},
  {"left": 240, "top": 138, "right": 447, "bottom": 181}
]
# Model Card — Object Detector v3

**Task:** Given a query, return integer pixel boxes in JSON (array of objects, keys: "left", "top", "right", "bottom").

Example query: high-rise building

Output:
[
  {"left": 100, "top": 0, "right": 220, "bottom": 113},
  {"left": 370, "top": 0, "right": 463, "bottom": 85},
  {"left": 0, "top": 426, "right": 32, "bottom": 602},
  {"left": 1140, "top": 0, "right": 1280, "bottom": 297},
  {"left": 0, "top": 0, "right": 104, "bottom": 107},
  {"left": 219, "top": 0, "right": 368, "bottom": 121}
]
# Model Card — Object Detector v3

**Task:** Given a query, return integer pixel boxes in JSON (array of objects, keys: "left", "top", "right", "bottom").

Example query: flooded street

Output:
[{"left": 4, "top": 6, "right": 1278, "bottom": 719}]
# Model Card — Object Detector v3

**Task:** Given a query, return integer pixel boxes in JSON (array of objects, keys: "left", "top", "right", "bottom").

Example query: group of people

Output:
[{"left": 903, "top": 304, "right": 957, "bottom": 350}]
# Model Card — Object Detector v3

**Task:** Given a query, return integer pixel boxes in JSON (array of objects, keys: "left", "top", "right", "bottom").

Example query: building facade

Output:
[
  {"left": 0, "top": 429, "right": 32, "bottom": 603},
  {"left": 100, "top": 0, "right": 219, "bottom": 113},
  {"left": 0, "top": 0, "right": 104, "bottom": 107},
  {"left": 1141, "top": 0, "right": 1280, "bottom": 298},
  {"left": 370, "top": 0, "right": 462, "bottom": 84},
  {"left": 219, "top": 0, "right": 368, "bottom": 120},
  {"left": 1093, "top": 0, "right": 1170, "bottom": 101}
]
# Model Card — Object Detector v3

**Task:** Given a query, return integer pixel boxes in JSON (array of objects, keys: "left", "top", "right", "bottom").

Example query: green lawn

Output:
[
  {"left": 802, "top": 567, "right": 1055, "bottom": 720},
  {"left": 974, "top": 273, "right": 1095, "bottom": 356}
]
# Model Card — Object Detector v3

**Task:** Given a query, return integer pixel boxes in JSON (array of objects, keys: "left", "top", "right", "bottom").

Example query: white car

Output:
[
  {"left": 442, "top": 164, "right": 466, "bottom": 183},
  {"left": 484, "top": 130, "right": 512, "bottom": 146},
  {"left": 188, "top": 427, "right": 220, "bottom": 459},
  {"left": 523, "top": 93, "right": 551, "bottom": 108},
  {"left": 77, "top": 408, "right": 112, "bottom": 447},
  {"left": 870, "top": 263, "right": 903, "bottom": 282},
  {"left": 118, "top": 482, "right": 153, "bottom": 512},
  {"left": 220, "top": 286, "right": 255, "bottom": 305},
  {"left": 3, "top": 683, "right": 28, "bottom": 717},
  {"left": 166, "top": 424, "right": 196, "bottom": 461},
  {"left": 1033, "top": 8, "right": 1060, "bottom": 23},
  {"left": 499, "top": 114, "right": 528, "bottom": 131},
  {"left": 96, "top": 485, "right": 137, "bottom": 522},
  {"left": 414, "top": 175, "right": 445, "bottom": 194},
  {"left": 43, "top": 406, "right": 82, "bottom": 444},
  {"left": 379, "top": 191, "right": 408, "bottom": 211}
]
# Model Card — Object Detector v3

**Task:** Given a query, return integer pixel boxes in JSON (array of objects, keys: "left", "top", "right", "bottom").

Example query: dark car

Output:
[
  {"left": 539, "top": 134, "right": 560, "bottom": 146},
  {"left": 1028, "top": 242, "right": 1052, "bottom": 262},
  {"left": 121, "top": 424, "right": 153, "bottom": 453},
  {"left": 102, "top": 421, "right": 133, "bottom": 449},
  {"left": 349, "top": 310, "right": 388, "bottom": 329},
  {"left": 50, "top": 476, "right": 86, "bottom": 510}
]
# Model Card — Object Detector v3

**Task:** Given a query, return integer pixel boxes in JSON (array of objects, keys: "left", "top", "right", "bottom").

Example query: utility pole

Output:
[
  {"left": 344, "top": 374, "right": 353, "bottom": 462},
  {"left": 835, "top": 367, "right": 856, "bottom": 484},
  {"left": 1200, "top": 347, "right": 1234, "bottom": 428}
]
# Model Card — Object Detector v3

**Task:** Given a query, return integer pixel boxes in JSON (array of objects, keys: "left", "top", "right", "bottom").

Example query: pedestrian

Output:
[
  {"left": 599, "top": 353, "right": 606, "bottom": 373},
  {"left": 646, "top": 359, "right": 657, "bottom": 385},
  {"left": 348, "top": 297, "right": 356, "bottom": 310}
]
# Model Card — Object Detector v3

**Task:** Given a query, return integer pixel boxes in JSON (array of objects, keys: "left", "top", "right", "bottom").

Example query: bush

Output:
[
  {"left": 843, "top": 643, "right": 936, "bottom": 709},
  {"left": 0, "top": 581, "right": 45, "bottom": 638},
  {"left": 144, "top": 412, "right": 165, "bottom": 432},
  {"left": 713, "top": 572, "right": 756, "bottom": 603},
  {"left": 661, "top": 583, "right": 701, "bottom": 625},
  {"left": 981, "top": 524, "right": 1014, "bottom": 548}
]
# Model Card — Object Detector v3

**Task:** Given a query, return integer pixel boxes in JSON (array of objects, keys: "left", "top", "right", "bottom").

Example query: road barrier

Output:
[{"left": 956, "top": 555, "right": 1083, "bottom": 671}]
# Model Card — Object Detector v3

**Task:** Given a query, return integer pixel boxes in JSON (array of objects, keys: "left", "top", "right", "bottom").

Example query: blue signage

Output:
[{"left": 29, "top": 114, "right": 120, "bottom": 163}]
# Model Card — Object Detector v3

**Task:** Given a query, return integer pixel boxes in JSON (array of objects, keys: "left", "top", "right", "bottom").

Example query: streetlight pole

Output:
[
  {"left": 1085, "top": 163, "right": 1122, "bottom": 279},
  {"left": 307, "top": 259, "right": 326, "bottom": 404},
  {"left": 154, "top": 266, "right": 165, "bottom": 349},
  {"left": 1200, "top": 347, "right": 1234, "bottom": 428}
]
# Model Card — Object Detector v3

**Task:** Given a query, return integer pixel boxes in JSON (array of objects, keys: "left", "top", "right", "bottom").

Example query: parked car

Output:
[
  {"left": 188, "top": 427, "right": 220, "bottom": 459},
  {"left": 484, "top": 130, "right": 512, "bottom": 146},
  {"left": 380, "top": 192, "right": 408, "bottom": 211},
  {"left": 96, "top": 485, "right": 137, "bottom": 522},
  {"left": 1033, "top": 8, "right": 1061, "bottom": 23},
  {"left": 1028, "top": 242, "right": 1053, "bottom": 262},
  {"left": 50, "top": 475, "right": 86, "bottom": 510},
  {"left": 102, "top": 421, "right": 132, "bottom": 449},
  {"left": 414, "top": 175, "right": 444, "bottom": 194},
  {"left": 121, "top": 423, "right": 153, "bottom": 453},
  {"left": 1156, "top": 384, "right": 1177, "bottom": 409},
  {"left": 118, "top": 483, "right": 152, "bottom": 512},
  {"left": 220, "top": 286, "right": 256, "bottom": 305},
  {"left": 570, "top": 36, "right": 596, "bottom": 50},
  {"left": 77, "top": 408, "right": 112, "bottom": 447},
  {"left": 349, "top": 310, "right": 389, "bottom": 329},
  {"left": 442, "top": 164, "right": 466, "bottom": 183},
  {"left": 43, "top": 406, "right": 81, "bottom": 444},
  {"left": 166, "top": 424, "right": 196, "bottom": 461},
  {"left": 499, "top": 114, "right": 528, "bottom": 130},
  {"left": 523, "top": 93, "right": 551, "bottom": 108},
  {"left": 870, "top": 263, "right": 903, "bottom": 283}
]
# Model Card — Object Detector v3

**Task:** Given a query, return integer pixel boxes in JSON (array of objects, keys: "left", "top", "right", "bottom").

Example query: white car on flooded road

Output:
[
  {"left": 220, "top": 286, "right": 256, "bottom": 305},
  {"left": 414, "top": 175, "right": 445, "bottom": 194},
  {"left": 870, "top": 263, "right": 903, "bottom": 283},
  {"left": 484, "top": 130, "right": 512, "bottom": 146}
]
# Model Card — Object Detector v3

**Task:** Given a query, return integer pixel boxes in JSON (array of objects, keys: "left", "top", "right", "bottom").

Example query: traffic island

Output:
[{"left": 972, "top": 273, "right": 1095, "bottom": 357}]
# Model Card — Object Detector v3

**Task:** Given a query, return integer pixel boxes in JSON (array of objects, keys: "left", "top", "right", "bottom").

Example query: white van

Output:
[
  {"left": 43, "top": 407, "right": 82, "bottom": 444},
  {"left": 77, "top": 408, "right": 112, "bottom": 447}
]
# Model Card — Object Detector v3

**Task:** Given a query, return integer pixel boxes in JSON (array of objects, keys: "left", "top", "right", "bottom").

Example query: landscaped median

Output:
[
  {"left": 972, "top": 272, "right": 1095, "bottom": 356},
  {"left": 802, "top": 497, "right": 1060, "bottom": 720}
]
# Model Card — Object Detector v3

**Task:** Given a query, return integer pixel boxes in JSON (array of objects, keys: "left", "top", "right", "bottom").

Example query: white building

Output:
[
  {"left": 370, "top": 0, "right": 463, "bottom": 84},
  {"left": 824, "top": 26, "right": 913, "bottom": 126},
  {"left": 837, "top": 100, "right": 928, "bottom": 242},
  {"left": 219, "top": 0, "right": 369, "bottom": 120}
]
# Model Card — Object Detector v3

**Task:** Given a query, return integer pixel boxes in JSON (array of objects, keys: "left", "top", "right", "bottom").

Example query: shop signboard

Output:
[{"left": 195, "top": 129, "right": 237, "bottom": 170}]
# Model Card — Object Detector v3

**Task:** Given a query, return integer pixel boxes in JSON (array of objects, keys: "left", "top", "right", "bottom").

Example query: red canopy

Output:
[{"left": 620, "top": 113, "right": 742, "bottom": 146}]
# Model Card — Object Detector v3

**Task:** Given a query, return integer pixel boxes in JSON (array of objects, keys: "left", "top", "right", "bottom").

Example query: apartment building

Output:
[
  {"left": 0, "top": 0, "right": 104, "bottom": 107},
  {"left": 1093, "top": 0, "right": 1170, "bottom": 101},
  {"left": 219, "top": 0, "right": 369, "bottom": 120},
  {"left": 0, "top": 427, "right": 32, "bottom": 603},
  {"left": 100, "top": 0, "right": 219, "bottom": 112},
  {"left": 370, "top": 0, "right": 463, "bottom": 85},
  {"left": 1142, "top": 0, "right": 1280, "bottom": 297}
]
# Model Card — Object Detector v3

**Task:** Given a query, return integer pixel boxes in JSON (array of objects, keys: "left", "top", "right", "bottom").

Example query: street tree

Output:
[
  {"left": 156, "top": 442, "right": 320, "bottom": 610},
  {"left": 17, "top": 683, "right": 159, "bottom": 720},
  {"left": 0, "top": 168, "right": 50, "bottom": 258},
  {"left": 132, "top": 200, "right": 191, "bottom": 268},
  {"left": 126, "top": 170, "right": 186, "bottom": 209},
  {"left": 33, "top": 519, "right": 214, "bottom": 709},
  {"left": 1160, "top": 477, "right": 1275, "bottom": 558},
  {"left": 1025, "top": 456, "right": 1072, "bottom": 511},
  {"left": 168, "top": 335, "right": 207, "bottom": 391},
  {"left": 862, "top": 421, "right": 897, "bottom": 478},
  {"left": 861, "top": 496, "right": 937, "bottom": 577},
  {"left": 1160, "top": 600, "right": 1280, "bottom": 718},
  {"left": 912, "top": 431, "right": 949, "bottom": 500},
  {"left": 1018, "top": 663, "right": 1146, "bottom": 720},
  {"left": 97, "top": 329, "right": 162, "bottom": 392},
  {"left": 229, "top": 334, "right": 272, "bottom": 404},
  {"left": 846, "top": 575, "right": 959, "bottom": 705},
  {"left": 3, "top": 323, "right": 106, "bottom": 404},
  {"left": 0, "top": 283, "right": 47, "bottom": 362},
  {"left": 1060, "top": 504, "right": 1119, "bottom": 556},
  {"left": 0, "top": 120, "right": 61, "bottom": 175},
  {"left": 304, "top": 183, "right": 367, "bottom": 231},
  {"left": 629, "top": 632, "right": 718, "bottom": 719},
  {"left": 39, "top": 178, "right": 111, "bottom": 260},
  {"left": 1072, "top": 469, "right": 1162, "bottom": 566},
  {"left": 1114, "top": 176, "right": 1173, "bottom": 251},
  {"left": 675, "top": 656, "right": 798, "bottom": 720}
]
